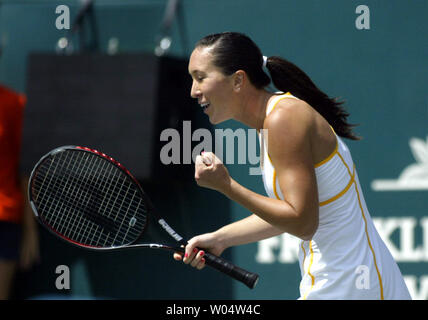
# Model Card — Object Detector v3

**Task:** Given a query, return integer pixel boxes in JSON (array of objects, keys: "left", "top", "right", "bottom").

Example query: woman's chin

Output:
[
  {"left": 206, "top": 110, "right": 230, "bottom": 125},
  {"left": 208, "top": 116, "right": 226, "bottom": 125}
]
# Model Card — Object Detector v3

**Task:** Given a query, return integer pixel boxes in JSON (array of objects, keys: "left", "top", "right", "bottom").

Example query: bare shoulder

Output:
[
  {"left": 263, "top": 98, "right": 315, "bottom": 141},
  {"left": 264, "top": 97, "right": 337, "bottom": 166},
  {"left": 262, "top": 98, "right": 316, "bottom": 166}
]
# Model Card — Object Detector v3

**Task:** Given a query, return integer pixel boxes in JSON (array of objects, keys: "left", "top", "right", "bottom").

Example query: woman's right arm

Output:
[
  {"left": 214, "top": 214, "right": 285, "bottom": 249},
  {"left": 174, "top": 214, "right": 284, "bottom": 268}
]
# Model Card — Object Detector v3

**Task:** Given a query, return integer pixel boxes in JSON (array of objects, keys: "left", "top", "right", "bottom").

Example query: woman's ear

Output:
[{"left": 233, "top": 70, "right": 245, "bottom": 92}]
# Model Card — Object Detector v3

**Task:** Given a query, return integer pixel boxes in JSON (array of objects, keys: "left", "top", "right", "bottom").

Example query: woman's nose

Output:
[{"left": 190, "top": 80, "right": 200, "bottom": 99}]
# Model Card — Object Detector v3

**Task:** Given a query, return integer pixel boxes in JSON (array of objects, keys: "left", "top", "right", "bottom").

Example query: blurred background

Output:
[{"left": 0, "top": 0, "right": 427, "bottom": 300}]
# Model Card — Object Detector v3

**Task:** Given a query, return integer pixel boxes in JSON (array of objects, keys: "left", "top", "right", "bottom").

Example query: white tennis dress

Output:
[{"left": 259, "top": 92, "right": 411, "bottom": 300}]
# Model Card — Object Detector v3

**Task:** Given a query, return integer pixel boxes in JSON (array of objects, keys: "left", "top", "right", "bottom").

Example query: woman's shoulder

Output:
[
  {"left": 262, "top": 98, "right": 315, "bottom": 156},
  {"left": 264, "top": 97, "right": 315, "bottom": 134}
]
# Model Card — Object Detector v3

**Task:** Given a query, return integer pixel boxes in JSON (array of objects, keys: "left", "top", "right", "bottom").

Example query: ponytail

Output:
[{"left": 266, "top": 56, "right": 360, "bottom": 140}]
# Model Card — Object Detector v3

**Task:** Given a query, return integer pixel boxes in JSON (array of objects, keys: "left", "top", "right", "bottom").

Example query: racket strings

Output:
[
  {"left": 58, "top": 153, "right": 123, "bottom": 244},
  {"left": 34, "top": 153, "right": 142, "bottom": 214},
  {"left": 34, "top": 153, "right": 117, "bottom": 245},
  {"left": 32, "top": 150, "right": 147, "bottom": 247},
  {"left": 34, "top": 156, "right": 143, "bottom": 228},
  {"left": 49, "top": 152, "right": 146, "bottom": 246},
  {"left": 35, "top": 152, "right": 145, "bottom": 246}
]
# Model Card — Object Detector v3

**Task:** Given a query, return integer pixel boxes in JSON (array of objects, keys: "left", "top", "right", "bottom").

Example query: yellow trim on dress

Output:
[
  {"left": 319, "top": 165, "right": 355, "bottom": 207},
  {"left": 302, "top": 241, "right": 316, "bottom": 300},
  {"left": 269, "top": 92, "right": 293, "bottom": 113},
  {"left": 314, "top": 140, "right": 338, "bottom": 168},
  {"left": 272, "top": 169, "right": 281, "bottom": 200},
  {"left": 314, "top": 126, "right": 338, "bottom": 168},
  {"left": 336, "top": 151, "right": 384, "bottom": 300}
]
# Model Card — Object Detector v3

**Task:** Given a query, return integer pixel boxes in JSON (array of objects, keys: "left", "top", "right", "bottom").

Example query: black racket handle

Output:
[{"left": 203, "top": 252, "right": 259, "bottom": 289}]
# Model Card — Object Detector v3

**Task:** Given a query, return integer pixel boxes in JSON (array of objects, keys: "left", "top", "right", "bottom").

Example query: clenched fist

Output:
[{"left": 194, "top": 152, "right": 231, "bottom": 193}]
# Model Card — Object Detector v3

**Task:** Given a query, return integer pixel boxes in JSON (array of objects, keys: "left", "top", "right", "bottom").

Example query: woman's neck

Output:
[{"left": 234, "top": 89, "right": 275, "bottom": 130}]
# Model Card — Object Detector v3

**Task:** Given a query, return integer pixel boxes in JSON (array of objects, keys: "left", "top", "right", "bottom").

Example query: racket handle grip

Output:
[{"left": 203, "top": 252, "right": 259, "bottom": 289}]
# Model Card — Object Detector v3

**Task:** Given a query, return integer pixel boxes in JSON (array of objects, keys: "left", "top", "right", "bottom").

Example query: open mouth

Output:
[{"left": 200, "top": 103, "right": 210, "bottom": 111}]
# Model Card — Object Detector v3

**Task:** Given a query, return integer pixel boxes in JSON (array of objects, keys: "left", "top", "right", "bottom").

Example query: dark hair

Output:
[{"left": 195, "top": 32, "right": 360, "bottom": 140}]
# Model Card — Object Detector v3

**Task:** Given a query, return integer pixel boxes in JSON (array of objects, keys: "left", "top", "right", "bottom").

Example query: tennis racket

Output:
[{"left": 28, "top": 145, "right": 259, "bottom": 289}]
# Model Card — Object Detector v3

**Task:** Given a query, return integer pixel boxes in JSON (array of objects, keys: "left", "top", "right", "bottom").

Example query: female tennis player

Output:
[{"left": 174, "top": 32, "right": 411, "bottom": 299}]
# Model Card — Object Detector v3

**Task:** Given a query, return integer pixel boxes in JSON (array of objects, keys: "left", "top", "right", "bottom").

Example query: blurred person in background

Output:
[{"left": 0, "top": 83, "right": 40, "bottom": 300}]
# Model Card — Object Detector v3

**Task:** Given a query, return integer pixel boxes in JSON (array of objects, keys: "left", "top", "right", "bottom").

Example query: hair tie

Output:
[
  {"left": 262, "top": 55, "right": 278, "bottom": 93},
  {"left": 262, "top": 55, "right": 268, "bottom": 68}
]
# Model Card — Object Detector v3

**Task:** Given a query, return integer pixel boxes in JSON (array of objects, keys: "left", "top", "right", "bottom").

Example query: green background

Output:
[{"left": 1, "top": 0, "right": 427, "bottom": 299}]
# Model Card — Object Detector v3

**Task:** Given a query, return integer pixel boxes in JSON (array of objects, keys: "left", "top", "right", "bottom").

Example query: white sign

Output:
[{"left": 372, "top": 136, "right": 428, "bottom": 191}]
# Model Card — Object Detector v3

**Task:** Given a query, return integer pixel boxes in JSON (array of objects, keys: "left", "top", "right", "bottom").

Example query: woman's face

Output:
[{"left": 188, "top": 46, "right": 237, "bottom": 124}]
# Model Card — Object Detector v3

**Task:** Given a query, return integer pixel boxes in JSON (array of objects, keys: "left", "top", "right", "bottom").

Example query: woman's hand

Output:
[
  {"left": 173, "top": 232, "right": 226, "bottom": 270},
  {"left": 194, "top": 152, "right": 231, "bottom": 194}
]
